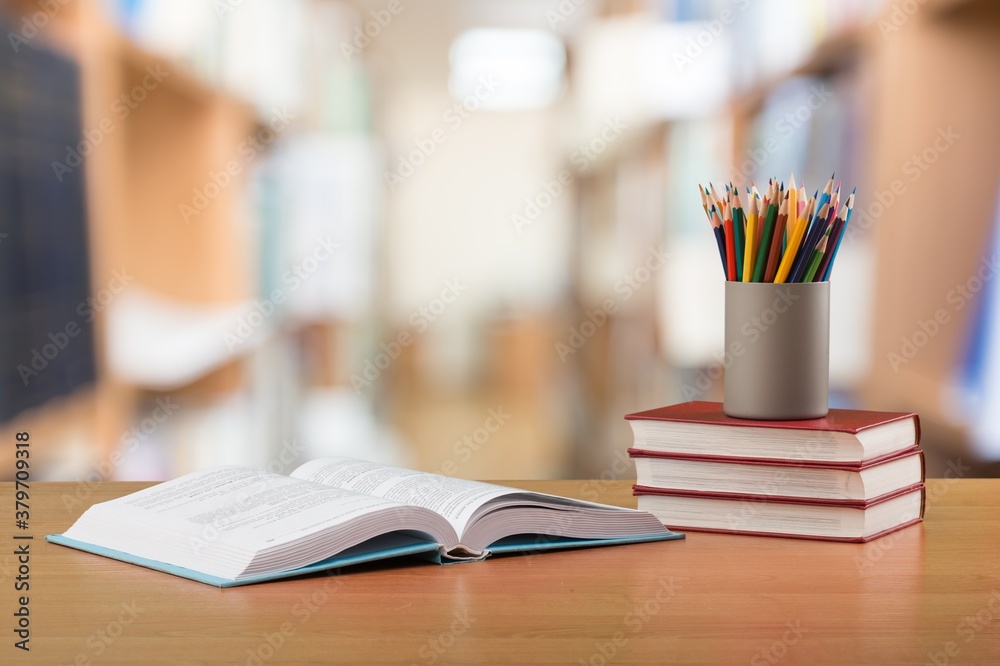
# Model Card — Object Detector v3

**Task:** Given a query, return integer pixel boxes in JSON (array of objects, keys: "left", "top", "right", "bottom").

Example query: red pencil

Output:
[{"left": 724, "top": 208, "right": 736, "bottom": 280}]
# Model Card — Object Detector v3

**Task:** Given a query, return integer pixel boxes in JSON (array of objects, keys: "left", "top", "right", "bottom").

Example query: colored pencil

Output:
[
  {"left": 787, "top": 174, "right": 797, "bottom": 246},
  {"left": 822, "top": 188, "right": 855, "bottom": 281},
  {"left": 710, "top": 182, "right": 724, "bottom": 211},
  {"left": 764, "top": 196, "right": 789, "bottom": 283},
  {"left": 701, "top": 185, "right": 728, "bottom": 274},
  {"left": 789, "top": 210, "right": 831, "bottom": 284},
  {"left": 724, "top": 207, "right": 736, "bottom": 281},
  {"left": 775, "top": 197, "right": 812, "bottom": 284},
  {"left": 790, "top": 194, "right": 826, "bottom": 282},
  {"left": 818, "top": 173, "right": 835, "bottom": 211},
  {"left": 802, "top": 232, "right": 830, "bottom": 283},
  {"left": 732, "top": 188, "right": 745, "bottom": 281},
  {"left": 814, "top": 214, "right": 844, "bottom": 282},
  {"left": 752, "top": 182, "right": 778, "bottom": 282},
  {"left": 742, "top": 192, "right": 757, "bottom": 282},
  {"left": 700, "top": 174, "right": 857, "bottom": 283},
  {"left": 713, "top": 226, "right": 727, "bottom": 274},
  {"left": 712, "top": 202, "right": 729, "bottom": 274},
  {"left": 755, "top": 196, "right": 767, "bottom": 251}
]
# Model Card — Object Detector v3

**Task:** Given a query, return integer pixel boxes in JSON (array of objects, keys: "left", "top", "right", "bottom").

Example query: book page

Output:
[
  {"left": 290, "top": 457, "right": 517, "bottom": 537},
  {"left": 66, "top": 467, "right": 421, "bottom": 557}
]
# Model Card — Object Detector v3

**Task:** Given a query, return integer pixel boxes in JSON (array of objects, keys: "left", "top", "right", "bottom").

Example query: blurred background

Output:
[{"left": 2, "top": 0, "right": 1000, "bottom": 483}]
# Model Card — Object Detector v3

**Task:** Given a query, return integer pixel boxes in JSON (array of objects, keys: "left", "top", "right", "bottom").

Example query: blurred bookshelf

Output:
[
  {"left": 0, "top": 0, "right": 386, "bottom": 481},
  {"left": 0, "top": 0, "right": 258, "bottom": 479}
]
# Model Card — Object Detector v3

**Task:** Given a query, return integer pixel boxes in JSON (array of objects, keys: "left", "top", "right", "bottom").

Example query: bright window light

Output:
[{"left": 449, "top": 28, "right": 566, "bottom": 111}]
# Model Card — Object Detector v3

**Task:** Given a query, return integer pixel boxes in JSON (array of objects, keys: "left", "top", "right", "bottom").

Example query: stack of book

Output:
[{"left": 626, "top": 401, "right": 925, "bottom": 542}]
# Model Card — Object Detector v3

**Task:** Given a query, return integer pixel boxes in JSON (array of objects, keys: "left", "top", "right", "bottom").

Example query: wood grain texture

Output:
[{"left": 2, "top": 480, "right": 999, "bottom": 665}]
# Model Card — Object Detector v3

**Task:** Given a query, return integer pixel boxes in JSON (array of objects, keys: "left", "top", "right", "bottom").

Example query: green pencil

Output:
[
  {"left": 752, "top": 183, "right": 779, "bottom": 282},
  {"left": 801, "top": 233, "right": 830, "bottom": 283}
]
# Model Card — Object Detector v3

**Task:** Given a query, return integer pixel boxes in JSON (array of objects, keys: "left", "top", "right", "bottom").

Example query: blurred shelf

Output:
[
  {"left": 2, "top": 0, "right": 274, "bottom": 466},
  {"left": 116, "top": 35, "right": 260, "bottom": 127},
  {"left": 107, "top": 289, "right": 272, "bottom": 390},
  {"left": 733, "top": 25, "right": 868, "bottom": 117},
  {"left": 925, "top": 0, "right": 999, "bottom": 16}
]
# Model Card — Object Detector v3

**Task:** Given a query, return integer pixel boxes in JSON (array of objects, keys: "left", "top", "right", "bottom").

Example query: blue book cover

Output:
[{"left": 46, "top": 531, "right": 683, "bottom": 587}]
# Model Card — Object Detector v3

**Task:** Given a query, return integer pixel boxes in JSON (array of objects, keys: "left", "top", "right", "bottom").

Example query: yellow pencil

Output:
[
  {"left": 742, "top": 190, "right": 757, "bottom": 282},
  {"left": 774, "top": 198, "right": 813, "bottom": 283}
]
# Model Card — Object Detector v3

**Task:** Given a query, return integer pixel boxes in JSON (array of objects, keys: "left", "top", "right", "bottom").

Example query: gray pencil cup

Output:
[{"left": 723, "top": 281, "right": 830, "bottom": 420}]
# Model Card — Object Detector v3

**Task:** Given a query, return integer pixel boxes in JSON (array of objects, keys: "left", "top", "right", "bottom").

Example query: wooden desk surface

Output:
[{"left": 3, "top": 479, "right": 999, "bottom": 665}]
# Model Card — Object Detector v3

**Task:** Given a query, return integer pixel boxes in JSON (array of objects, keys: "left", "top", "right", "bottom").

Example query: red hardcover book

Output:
[
  {"left": 625, "top": 401, "right": 920, "bottom": 464},
  {"left": 629, "top": 448, "right": 925, "bottom": 502},
  {"left": 633, "top": 484, "right": 925, "bottom": 543}
]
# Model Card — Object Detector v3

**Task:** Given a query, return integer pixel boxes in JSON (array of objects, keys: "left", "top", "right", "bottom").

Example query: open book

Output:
[{"left": 47, "top": 457, "right": 682, "bottom": 587}]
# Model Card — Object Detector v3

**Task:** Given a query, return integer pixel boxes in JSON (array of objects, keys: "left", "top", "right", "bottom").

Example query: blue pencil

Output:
[{"left": 822, "top": 189, "right": 855, "bottom": 281}]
